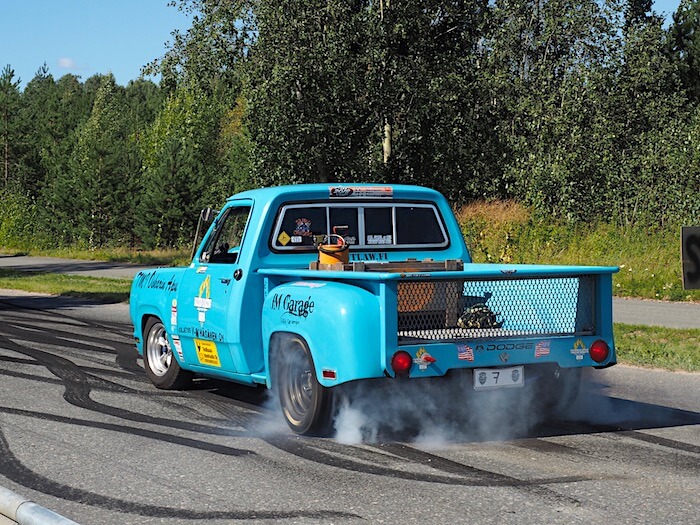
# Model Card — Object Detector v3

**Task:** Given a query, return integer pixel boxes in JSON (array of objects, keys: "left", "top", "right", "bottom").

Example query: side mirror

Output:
[
  {"left": 191, "top": 207, "right": 219, "bottom": 261},
  {"left": 201, "top": 207, "right": 216, "bottom": 223}
]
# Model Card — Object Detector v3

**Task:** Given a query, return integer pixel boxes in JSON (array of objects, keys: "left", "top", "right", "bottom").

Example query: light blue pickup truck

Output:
[{"left": 130, "top": 184, "right": 618, "bottom": 435}]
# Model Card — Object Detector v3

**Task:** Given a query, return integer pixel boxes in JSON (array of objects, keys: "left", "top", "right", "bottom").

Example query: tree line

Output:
[{"left": 1, "top": 0, "right": 700, "bottom": 250}]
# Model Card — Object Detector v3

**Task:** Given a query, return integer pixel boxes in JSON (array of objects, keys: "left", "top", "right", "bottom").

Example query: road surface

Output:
[{"left": 0, "top": 291, "right": 697, "bottom": 524}]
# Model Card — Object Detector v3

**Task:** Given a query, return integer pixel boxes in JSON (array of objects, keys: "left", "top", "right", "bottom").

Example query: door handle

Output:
[{"left": 219, "top": 278, "right": 231, "bottom": 285}]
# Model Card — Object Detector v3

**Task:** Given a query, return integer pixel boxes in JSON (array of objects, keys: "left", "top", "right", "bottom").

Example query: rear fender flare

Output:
[{"left": 262, "top": 281, "right": 382, "bottom": 388}]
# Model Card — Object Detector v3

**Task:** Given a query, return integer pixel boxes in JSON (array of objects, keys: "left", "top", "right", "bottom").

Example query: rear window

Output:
[{"left": 271, "top": 202, "right": 448, "bottom": 251}]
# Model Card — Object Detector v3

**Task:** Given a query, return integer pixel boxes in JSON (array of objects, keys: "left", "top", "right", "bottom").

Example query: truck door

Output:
[{"left": 175, "top": 203, "right": 252, "bottom": 374}]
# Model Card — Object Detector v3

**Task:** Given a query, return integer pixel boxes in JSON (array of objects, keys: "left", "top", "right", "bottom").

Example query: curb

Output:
[{"left": 0, "top": 487, "right": 80, "bottom": 525}]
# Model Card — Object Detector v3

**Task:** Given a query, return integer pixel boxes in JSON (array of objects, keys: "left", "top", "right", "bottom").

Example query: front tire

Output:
[
  {"left": 274, "top": 335, "right": 334, "bottom": 436},
  {"left": 143, "top": 317, "right": 193, "bottom": 390}
]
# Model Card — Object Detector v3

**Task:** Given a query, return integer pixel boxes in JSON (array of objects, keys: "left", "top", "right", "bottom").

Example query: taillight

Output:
[
  {"left": 589, "top": 340, "right": 610, "bottom": 363},
  {"left": 391, "top": 351, "right": 413, "bottom": 376}
]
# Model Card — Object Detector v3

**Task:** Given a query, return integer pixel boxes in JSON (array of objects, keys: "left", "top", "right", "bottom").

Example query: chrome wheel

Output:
[
  {"left": 146, "top": 321, "right": 172, "bottom": 377},
  {"left": 275, "top": 335, "right": 334, "bottom": 435},
  {"left": 284, "top": 346, "right": 315, "bottom": 427},
  {"left": 142, "top": 317, "right": 193, "bottom": 390}
]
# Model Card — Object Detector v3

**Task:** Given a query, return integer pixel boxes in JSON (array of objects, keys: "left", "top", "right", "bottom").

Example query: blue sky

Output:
[
  {"left": 0, "top": 0, "right": 191, "bottom": 88},
  {"left": 0, "top": 0, "right": 684, "bottom": 90}
]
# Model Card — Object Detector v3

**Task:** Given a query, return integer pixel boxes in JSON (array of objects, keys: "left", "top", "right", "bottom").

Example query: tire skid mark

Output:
[
  {"left": 4, "top": 313, "right": 145, "bottom": 375},
  {"left": 0, "top": 353, "right": 145, "bottom": 385},
  {"left": 0, "top": 429, "right": 356, "bottom": 520},
  {"left": 0, "top": 334, "right": 253, "bottom": 436},
  {"left": 5, "top": 325, "right": 123, "bottom": 356},
  {"left": 0, "top": 354, "right": 36, "bottom": 365},
  {"left": 0, "top": 363, "right": 183, "bottom": 401},
  {"left": 3, "top": 308, "right": 132, "bottom": 341},
  {"left": 0, "top": 368, "right": 64, "bottom": 387},
  {"left": 512, "top": 429, "right": 700, "bottom": 459},
  {"left": 1, "top": 337, "right": 244, "bottom": 428},
  {"left": 0, "top": 299, "right": 129, "bottom": 338},
  {"left": 614, "top": 429, "right": 700, "bottom": 456},
  {"left": 0, "top": 310, "right": 360, "bottom": 520},
  {"left": 372, "top": 443, "right": 585, "bottom": 504},
  {"left": 557, "top": 420, "right": 700, "bottom": 456},
  {"left": 519, "top": 420, "right": 700, "bottom": 476},
  {"left": 264, "top": 436, "right": 588, "bottom": 504},
  {"left": 508, "top": 438, "right": 596, "bottom": 460},
  {"left": 0, "top": 406, "right": 253, "bottom": 457}
]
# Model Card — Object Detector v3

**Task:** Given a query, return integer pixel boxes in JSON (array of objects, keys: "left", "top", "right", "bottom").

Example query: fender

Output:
[
  {"left": 262, "top": 281, "right": 382, "bottom": 388},
  {"left": 130, "top": 268, "right": 186, "bottom": 355}
]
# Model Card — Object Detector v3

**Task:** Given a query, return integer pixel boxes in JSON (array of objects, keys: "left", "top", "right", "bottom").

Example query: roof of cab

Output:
[{"left": 226, "top": 183, "right": 445, "bottom": 205}]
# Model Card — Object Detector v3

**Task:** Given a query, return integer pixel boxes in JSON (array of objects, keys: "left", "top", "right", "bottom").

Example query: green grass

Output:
[
  {"left": 0, "top": 246, "right": 190, "bottom": 266},
  {"left": 0, "top": 269, "right": 132, "bottom": 303},
  {"left": 615, "top": 323, "right": 700, "bottom": 372}
]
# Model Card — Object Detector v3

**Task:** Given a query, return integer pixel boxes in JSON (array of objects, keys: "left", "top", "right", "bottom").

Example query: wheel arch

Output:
[
  {"left": 262, "top": 281, "right": 384, "bottom": 389},
  {"left": 134, "top": 311, "right": 162, "bottom": 356}
]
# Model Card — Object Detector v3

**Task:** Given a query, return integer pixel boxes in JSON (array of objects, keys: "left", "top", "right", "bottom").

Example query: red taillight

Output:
[
  {"left": 391, "top": 351, "right": 413, "bottom": 375},
  {"left": 589, "top": 340, "right": 610, "bottom": 363}
]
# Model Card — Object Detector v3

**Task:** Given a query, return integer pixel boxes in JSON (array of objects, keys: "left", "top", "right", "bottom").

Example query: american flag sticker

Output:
[
  {"left": 457, "top": 345, "right": 474, "bottom": 361},
  {"left": 535, "top": 340, "right": 551, "bottom": 358}
]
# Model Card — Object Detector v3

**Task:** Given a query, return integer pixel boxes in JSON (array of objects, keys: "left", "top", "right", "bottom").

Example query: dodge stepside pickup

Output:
[{"left": 130, "top": 184, "right": 618, "bottom": 435}]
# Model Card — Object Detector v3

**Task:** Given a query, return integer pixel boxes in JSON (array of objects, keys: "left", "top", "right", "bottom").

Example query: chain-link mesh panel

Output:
[{"left": 397, "top": 276, "right": 595, "bottom": 343}]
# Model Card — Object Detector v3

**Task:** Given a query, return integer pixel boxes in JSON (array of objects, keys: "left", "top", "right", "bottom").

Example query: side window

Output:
[
  {"left": 396, "top": 206, "right": 446, "bottom": 245},
  {"left": 202, "top": 206, "right": 251, "bottom": 264}
]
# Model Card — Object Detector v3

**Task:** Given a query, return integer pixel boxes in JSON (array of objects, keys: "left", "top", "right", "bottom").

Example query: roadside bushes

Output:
[{"left": 0, "top": 190, "right": 46, "bottom": 250}]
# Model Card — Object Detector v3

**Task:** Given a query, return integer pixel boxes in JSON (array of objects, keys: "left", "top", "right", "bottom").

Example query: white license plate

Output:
[{"left": 473, "top": 366, "right": 525, "bottom": 390}]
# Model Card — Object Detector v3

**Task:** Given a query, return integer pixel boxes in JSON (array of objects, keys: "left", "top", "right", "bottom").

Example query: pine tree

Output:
[
  {"left": 668, "top": 0, "right": 700, "bottom": 102},
  {"left": 0, "top": 65, "right": 21, "bottom": 190},
  {"left": 136, "top": 85, "right": 224, "bottom": 248}
]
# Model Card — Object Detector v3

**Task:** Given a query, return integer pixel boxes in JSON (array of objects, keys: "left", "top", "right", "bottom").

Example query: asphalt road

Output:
[
  {"left": 0, "top": 255, "right": 155, "bottom": 280},
  {"left": 0, "top": 292, "right": 698, "bottom": 525}
]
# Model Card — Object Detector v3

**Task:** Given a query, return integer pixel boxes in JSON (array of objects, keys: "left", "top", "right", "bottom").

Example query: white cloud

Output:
[{"left": 57, "top": 58, "right": 78, "bottom": 70}]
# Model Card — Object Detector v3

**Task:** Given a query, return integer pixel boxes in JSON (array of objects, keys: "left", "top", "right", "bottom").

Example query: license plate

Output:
[{"left": 473, "top": 366, "right": 524, "bottom": 390}]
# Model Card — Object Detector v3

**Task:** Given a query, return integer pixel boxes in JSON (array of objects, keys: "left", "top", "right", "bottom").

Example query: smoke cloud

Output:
[{"left": 331, "top": 373, "right": 548, "bottom": 446}]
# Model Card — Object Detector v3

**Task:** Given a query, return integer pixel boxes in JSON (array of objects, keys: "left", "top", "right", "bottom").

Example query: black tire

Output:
[
  {"left": 539, "top": 367, "right": 582, "bottom": 414},
  {"left": 273, "top": 334, "right": 334, "bottom": 436},
  {"left": 143, "top": 317, "right": 193, "bottom": 390}
]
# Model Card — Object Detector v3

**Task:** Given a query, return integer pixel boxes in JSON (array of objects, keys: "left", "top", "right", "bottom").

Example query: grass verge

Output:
[
  {"left": 614, "top": 323, "right": 700, "bottom": 372},
  {"left": 0, "top": 247, "right": 189, "bottom": 267},
  {"left": 0, "top": 269, "right": 131, "bottom": 303}
]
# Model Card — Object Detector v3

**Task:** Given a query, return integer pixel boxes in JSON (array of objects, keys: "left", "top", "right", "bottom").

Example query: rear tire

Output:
[
  {"left": 539, "top": 367, "right": 582, "bottom": 414},
  {"left": 274, "top": 334, "right": 334, "bottom": 436},
  {"left": 143, "top": 317, "right": 193, "bottom": 390}
]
